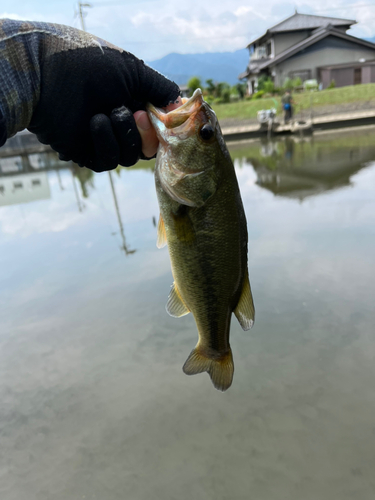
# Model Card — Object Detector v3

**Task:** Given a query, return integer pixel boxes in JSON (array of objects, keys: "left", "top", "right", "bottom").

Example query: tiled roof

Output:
[
  {"left": 259, "top": 26, "right": 375, "bottom": 69},
  {"left": 246, "top": 12, "right": 356, "bottom": 48},
  {"left": 269, "top": 12, "right": 356, "bottom": 32}
]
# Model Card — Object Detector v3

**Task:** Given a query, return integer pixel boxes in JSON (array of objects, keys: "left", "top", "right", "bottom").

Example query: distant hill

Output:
[{"left": 147, "top": 49, "right": 249, "bottom": 86}]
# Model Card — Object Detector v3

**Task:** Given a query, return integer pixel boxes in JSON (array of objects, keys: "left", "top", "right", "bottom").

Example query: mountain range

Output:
[
  {"left": 148, "top": 37, "right": 375, "bottom": 87},
  {"left": 147, "top": 49, "right": 249, "bottom": 86}
]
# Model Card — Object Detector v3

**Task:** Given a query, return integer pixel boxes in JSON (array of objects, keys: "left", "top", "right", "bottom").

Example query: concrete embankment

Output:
[
  {"left": 221, "top": 109, "right": 375, "bottom": 142},
  {"left": 1, "top": 108, "right": 375, "bottom": 160}
]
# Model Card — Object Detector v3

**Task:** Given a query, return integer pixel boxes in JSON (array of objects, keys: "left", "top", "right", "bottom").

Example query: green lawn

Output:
[{"left": 211, "top": 83, "right": 375, "bottom": 121}]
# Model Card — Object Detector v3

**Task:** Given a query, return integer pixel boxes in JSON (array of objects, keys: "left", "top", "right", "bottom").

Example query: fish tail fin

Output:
[{"left": 182, "top": 346, "right": 234, "bottom": 392}]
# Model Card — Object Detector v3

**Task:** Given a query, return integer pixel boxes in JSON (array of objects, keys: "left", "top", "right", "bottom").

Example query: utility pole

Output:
[{"left": 77, "top": 2, "right": 91, "bottom": 32}]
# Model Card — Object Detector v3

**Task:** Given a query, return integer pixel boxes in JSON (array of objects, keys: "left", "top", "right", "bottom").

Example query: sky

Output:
[{"left": 1, "top": 0, "right": 375, "bottom": 61}]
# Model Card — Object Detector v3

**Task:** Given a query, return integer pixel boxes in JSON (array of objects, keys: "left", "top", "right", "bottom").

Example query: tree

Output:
[
  {"left": 187, "top": 76, "right": 202, "bottom": 96},
  {"left": 205, "top": 79, "right": 216, "bottom": 96},
  {"left": 236, "top": 83, "right": 247, "bottom": 99}
]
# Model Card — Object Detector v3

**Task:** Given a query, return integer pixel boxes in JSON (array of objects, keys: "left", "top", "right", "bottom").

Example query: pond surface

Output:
[{"left": 1, "top": 128, "right": 375, "bottom": 500}]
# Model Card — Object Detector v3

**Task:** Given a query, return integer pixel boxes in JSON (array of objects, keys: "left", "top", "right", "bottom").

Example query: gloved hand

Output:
[
  {"left": 29, "top": 40, "right": 181, "bottom": 172},
  {"left": 0, "top": 20, "right": 181, "bottom": 172}
]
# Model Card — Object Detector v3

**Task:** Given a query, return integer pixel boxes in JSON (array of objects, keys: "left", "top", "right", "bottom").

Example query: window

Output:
[
  {"left": 32, "top": 179, "right": 41, "bottom": 186},
  {"left": 289, "top": 70, "right": 311, "bottom": 82},
  {"left": 13, "top": 182, "right": 23, "bottom": 189}
]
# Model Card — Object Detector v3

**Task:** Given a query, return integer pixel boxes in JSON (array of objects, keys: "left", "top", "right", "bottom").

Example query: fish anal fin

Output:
[
  {"left": 166, "top": 282, "right": 190, "bottom": 317},
  {"left": 234, "top": 271, "right": 255, "bottom": 331},
  {"left": 182, "top": 346, "right": 234, "bottom": 392},
  {"left": 157, "top": 214, "right": 167, "bottom": 248}
]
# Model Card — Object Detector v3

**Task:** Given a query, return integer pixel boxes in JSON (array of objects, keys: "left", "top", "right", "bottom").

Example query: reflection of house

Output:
[
  {"left": 248, "top": 135, "right": 375, "bottom": 200},
  {"left": 0, "top": 172, "right": 50, "bottom": 206},
  {"left": 239, "top": 11, "right": 375, "bottom": 93}
]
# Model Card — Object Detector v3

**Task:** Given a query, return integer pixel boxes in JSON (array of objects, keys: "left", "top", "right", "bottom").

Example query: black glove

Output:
[
  {"left": 0, "top": 109, "right": 6, "bottom": 149},
  {"left": 28, "top": 45, "right": 180, "bottom": 172}
]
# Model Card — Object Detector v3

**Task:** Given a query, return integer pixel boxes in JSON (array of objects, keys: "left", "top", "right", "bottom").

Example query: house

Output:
[{"left": 239, "top": 11, "right": 375, "bottom": 93}]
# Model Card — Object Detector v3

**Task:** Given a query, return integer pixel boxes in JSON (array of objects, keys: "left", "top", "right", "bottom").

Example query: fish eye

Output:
[{"left": 199, "top": 124, "right": 214, "bottom": 141}]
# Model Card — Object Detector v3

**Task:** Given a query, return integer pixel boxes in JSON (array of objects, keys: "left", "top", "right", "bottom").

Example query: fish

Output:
[{"left": 147, "top": 89, "right": 255, "bottom": 391}]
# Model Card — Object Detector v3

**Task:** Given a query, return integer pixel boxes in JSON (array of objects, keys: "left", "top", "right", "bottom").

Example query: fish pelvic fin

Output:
[
  {"left": 156, "top": 214, "right": 167, "bottom": 248},
  {"left": 166, "top": 282, "right": 190, "bottom": 317},
  {"left": 182, "top": 346, "right": 234, "bottom": 392},
  {"left": 234, "top": 270, "right": 255, "bottom": 331}
]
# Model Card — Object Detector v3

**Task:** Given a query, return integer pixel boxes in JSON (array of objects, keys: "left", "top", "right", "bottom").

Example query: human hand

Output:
[
  {"left": 22, "top": 23, "right": 181, "bottom": 172},
  {"left": 133, "top": 98, "right": 183, "bottom": 159}
]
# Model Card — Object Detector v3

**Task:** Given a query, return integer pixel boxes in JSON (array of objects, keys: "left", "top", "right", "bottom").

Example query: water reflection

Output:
[
  {"left": 108, "top": 170, "right": 136, "bottom": 256},
  {"left": 1, "top": 129, "right": 375, "bottom": 500},
  {"left": 231, "top": 131, "right": 375, "bottom": 200}
]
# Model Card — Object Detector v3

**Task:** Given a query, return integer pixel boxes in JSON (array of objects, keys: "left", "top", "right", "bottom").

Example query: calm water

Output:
[{"left": 1, "top": 128, "right": 375, "bottom": 500}]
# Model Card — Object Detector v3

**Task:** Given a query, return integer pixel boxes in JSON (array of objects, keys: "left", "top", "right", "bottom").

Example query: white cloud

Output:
[{"left": 1, "top": 0, "right": 374, "bottom": 60}]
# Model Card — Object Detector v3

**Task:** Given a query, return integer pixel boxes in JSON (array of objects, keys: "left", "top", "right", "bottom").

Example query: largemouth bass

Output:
[{"left": 147, "top": 89, "right": 255, "bottom": 391}]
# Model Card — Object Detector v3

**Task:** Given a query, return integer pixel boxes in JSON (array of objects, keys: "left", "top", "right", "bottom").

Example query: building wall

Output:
[
  {"left": 320, "top": 69, "right": 331, "bottom": 88},
  {"left": 273, "top": 32, "right": 310, "bottom": 56},
  {"left": 331, "top": 68, "right": 354, "bottom": 87},
  {"left": 362, "top": 66, "right": 372, "bottom": 84},
  {"left": 320, "top": 65, "right": 375, "bottom": 88},
  {"left": 272, "top": 36, "right": 375, "bottom": 86}
]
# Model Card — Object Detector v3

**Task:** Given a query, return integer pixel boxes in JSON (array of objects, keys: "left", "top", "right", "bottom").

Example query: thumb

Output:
[{"left": 133, "top": 58, "right": 181, "bottom": 108}]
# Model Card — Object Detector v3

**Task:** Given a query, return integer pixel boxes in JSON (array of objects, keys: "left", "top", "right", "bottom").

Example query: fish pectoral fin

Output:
[
  {"left": 166, "top": 282, "right": 190, "bottom": 317},
  {"left": 156, "top": 214, "right": 167, "bottom": 248},
  {"left": 234, "top": 270, "right": 255, "bottom": 331}
]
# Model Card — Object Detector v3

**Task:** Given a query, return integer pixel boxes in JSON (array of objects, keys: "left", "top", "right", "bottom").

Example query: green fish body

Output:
[{"left": 147, "top": 89, "right": 254, "bottom": 391}]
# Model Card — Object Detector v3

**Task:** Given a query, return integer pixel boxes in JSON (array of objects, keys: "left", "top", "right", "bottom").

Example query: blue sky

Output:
[{"left": 1, "top": 0, "right": 374, "bottom": 60}]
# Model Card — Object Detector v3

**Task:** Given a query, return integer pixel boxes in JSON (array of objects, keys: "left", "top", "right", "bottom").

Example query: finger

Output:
[
  {"left": 134, "top": 58, "right": 181, "bottom": 108},
  {"left": 134, "top": 110, "right": 159, "bottom": 159},
  {"left": 110, "top": 106, "right": 142, "bottom": 167},
  {"left": 90, "top": 114, "right": 120, "bottom": 172},
  {"left": 164, "top": 96, "right": 183, "bottom": 112}
]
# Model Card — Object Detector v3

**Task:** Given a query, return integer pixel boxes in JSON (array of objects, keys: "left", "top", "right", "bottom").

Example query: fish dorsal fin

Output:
[
  {"left": 157, "top": 214, "right": 167, "bottom": 248},
  {"left": 166, "top": 282, "right": 190, "bottom": 317},
  {"left": 234, "top": 271, "right": 255, "bottom": 330}
]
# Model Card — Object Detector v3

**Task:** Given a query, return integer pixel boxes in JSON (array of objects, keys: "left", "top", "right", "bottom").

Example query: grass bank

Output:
[{"left": 211, "top": 83, "right": 375, "bottom": 121}]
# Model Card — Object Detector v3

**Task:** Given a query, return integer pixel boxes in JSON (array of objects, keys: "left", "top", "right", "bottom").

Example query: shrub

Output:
[
  {"left": 257, "top": 74, "right": 269, "bottom": 91},
  {"left": 292, "top": 77, "right": 302, "bottom": 88},
  {"left": 221, "top": 88, "right": 231, "bottom": 103},
  {"left": 263, "top": 79, "right": 275, "bottom": 94},
  {"left": 253, "top": 90, "right": 265, "bottom": 99},
  {"left": 304, "top": 79, "right": 319, "bottom": 91},
  {"left": 283, "top": 78, "right": 294, "bottom": 91},
  {"left": 215, "top": 82, "right": 230, "bottom": 98},
  {"left": 327, "top": 79, "right": 336, "bottom": 89},
  {"left": 230, "top": 94, "right": 240, "bottom": 102},
  {"left": 235, "top": 83, "right": 247, "bottom": 99}
]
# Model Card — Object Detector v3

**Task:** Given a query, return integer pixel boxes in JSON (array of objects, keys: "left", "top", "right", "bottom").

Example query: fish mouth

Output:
[{"left": 147, "top": 88, "right": 205, "bottom": 133}]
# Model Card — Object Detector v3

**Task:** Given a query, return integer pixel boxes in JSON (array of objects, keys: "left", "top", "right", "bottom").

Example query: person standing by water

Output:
[{"left": 282, "top": 90, "right": 293, "bottom": 124}]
